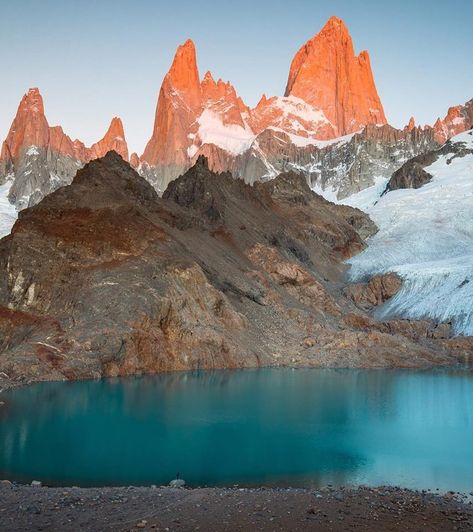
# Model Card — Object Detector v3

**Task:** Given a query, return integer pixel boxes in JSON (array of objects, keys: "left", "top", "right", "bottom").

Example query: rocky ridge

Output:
[
  {"left": 0, "top": 153, "right": 469, "bottom": 387},
  {"left": 137, "top": 18, "right": 472, "bottom": 199},
  {"left": 138, "top": 17, "right": 392, "bottom": 194},
  {"left": 386, "top": 127, "right": 473, "bottom": 192}
]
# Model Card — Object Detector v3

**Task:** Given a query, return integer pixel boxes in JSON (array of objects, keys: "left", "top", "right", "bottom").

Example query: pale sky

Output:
[{"left": 1, "top": 0, "right": 472, "bottom": 154}]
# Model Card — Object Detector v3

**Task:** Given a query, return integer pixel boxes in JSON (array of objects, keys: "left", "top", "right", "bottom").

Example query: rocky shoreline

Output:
[{"left": 0, "top": 482, "right": 472, "bottom": 531}]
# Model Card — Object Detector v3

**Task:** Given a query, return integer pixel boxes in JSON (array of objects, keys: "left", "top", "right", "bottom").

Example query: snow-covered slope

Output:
[
  {"left": 343, "top": 130, "right": 473, "bottom": 335},
  {"left": 0, "top": 182, "right": 18, "bottom": 238}
]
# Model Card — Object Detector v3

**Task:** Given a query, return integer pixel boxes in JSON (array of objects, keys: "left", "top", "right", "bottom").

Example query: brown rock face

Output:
[
  {"left": 344, "top": 273, "right": 403, "bottom": 311},
  {"left": 0, "top": 154, "right": 465, "bottom": 385},
  {"left": 284, "top": 16, "right": 387, "bottom": 136}
]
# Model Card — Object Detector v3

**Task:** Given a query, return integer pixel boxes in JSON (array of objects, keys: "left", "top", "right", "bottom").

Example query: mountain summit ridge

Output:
[{"left": 1, "top": 17, "right": 472, "bottom": 207}]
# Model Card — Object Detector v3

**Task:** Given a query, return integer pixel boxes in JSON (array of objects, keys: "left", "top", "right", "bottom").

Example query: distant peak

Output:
[
  {"left": 166, "top": 38, "right": 201, "bottom": 98},
  {"left": 284, "top": 15, "right": 386, "bottom": 135},
  {"left": 107, "top": 116, "right": 125, "bottom": 136},
  {"left": 324, "top": 15, "right": 347, "bottom": 28},
  {"left": 21, "top": 87, "right": 45, "bottom": 113},
  {"left": 181, "top": 38, "right": 195, "bottom": 50},
  {"left": 317, "top": 16, "right": 350, "bottom": 39},
  {"left": 171, "top": 38, "right": 197, "bottom": 66},
  {"left": 171, "top": 37, "right": 196, "bottom": 59},
  {"left": 89, "top": 116, "right": 129, "bottom": 161},
  {"left": 202, "top": 70, "right": 215, "bottom": 83},
  {"left": 129, "top": 152, "right": 140, "bottom": 169}
]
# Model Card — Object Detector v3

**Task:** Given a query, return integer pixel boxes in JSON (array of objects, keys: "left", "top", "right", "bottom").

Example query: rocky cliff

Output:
[
  {"left": 138, "top": 16, "right": 394, "bottom": 194},
  {"left": 0, "top": 153, "right": 467, "bottom": 386},
  {"left": 284, "top": 16, "right": 387, "bottom": 136},
  {"left": 433, "top": 99, "right": 473, "bottom": 143},
  {"left": 386, "top": 127, "right": 473, "bottom": 192},
  {"left": 136, "top": 17, "right": 470, "bottom": 199}
]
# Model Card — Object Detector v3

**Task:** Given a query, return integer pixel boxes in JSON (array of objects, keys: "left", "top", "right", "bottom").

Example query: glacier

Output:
[{"left": 342, "top": 130, "right": 473, "bottom": 336}]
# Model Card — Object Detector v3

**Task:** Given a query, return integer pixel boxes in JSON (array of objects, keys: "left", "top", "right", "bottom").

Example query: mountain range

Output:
[
  {"left": 0, "top": 16, "right": 472, "bottom": 385},
  {"left": 1, "top": 16, "right": 472, "bottom": 209}
]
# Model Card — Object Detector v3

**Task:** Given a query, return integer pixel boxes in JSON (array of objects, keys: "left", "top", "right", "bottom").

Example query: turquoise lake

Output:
[{"left": 0, "top": 368, "right": 472, "bottom": 490}]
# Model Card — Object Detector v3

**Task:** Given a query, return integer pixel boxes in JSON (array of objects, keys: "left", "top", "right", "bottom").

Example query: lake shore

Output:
[
  {"left": 1, "top": 483, "right": 472, "bottom": 531},
  {"left": 2, "top": 363, "right": 472, "bottom": 394}
]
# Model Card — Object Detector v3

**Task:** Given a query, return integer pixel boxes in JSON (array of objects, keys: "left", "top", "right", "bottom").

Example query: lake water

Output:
[{"left": 1, "top": 368, "right": 472, "bottom": 491}]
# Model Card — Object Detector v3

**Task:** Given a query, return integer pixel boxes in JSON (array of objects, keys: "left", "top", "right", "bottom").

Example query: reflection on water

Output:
[{"left": 0, "top": 368, "right": 472, "bottom": 490}]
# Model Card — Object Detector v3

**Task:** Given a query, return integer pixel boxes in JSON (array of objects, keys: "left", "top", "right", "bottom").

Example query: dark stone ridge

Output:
[
  {"left": 0, "top": 152, "right": 470, "bottom": 385},
  {"left": 385, "top": 128, "right": 473, "bottom": 193}
]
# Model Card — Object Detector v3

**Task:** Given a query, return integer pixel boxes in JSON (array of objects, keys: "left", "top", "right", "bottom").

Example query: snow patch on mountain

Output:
[
  {"left": 269, "top": 128, "right": 355, "bottom": 148},
  {"left": 342, "top": 176, "right": 389, "bottom": 211},
  {"left": 26, "top": 145, "right": 39, "bottom": 156},
  {"left": 192, "top": 109, "right": 255, "bottom": 156},
  {"left": 344, "top": 130, "right": 473, "bottom": 335},
  {"left": 268, "top": 95, "right": 331, "bottom": 127},
  {"left": 0, "top": 182, "right": 18, "bottom": 238}
]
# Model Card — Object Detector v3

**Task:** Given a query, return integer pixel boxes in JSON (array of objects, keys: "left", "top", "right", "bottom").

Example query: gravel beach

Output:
[{"left": 1, "top": 483, "right": 472, "bottom": 531}]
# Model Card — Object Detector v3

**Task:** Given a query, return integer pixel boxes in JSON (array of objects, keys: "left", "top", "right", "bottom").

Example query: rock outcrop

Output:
[
  {"left": 0, "top": 154, "right": 465, "bottom": 385},
  {"left": 433, "top": 99, "right": 473, "bottom": 144},
  {"left": 386, "top": 128, "right": 473, "bottom": 192},
  {"left": 284, "top": 16, "right": 387, "bottom": 136},
  {"left": 344, "top": 273, "right": 403, "bottom": 311}
]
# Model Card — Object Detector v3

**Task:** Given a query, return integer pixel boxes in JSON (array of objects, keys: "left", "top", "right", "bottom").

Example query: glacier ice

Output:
[{"left": 341, "top": 130, "right": 473, "bottom": 336}]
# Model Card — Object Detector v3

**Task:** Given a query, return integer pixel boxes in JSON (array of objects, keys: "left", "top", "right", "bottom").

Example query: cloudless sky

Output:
[{"left": 1, "top": 0, "right": 472, "bottom": 154}]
